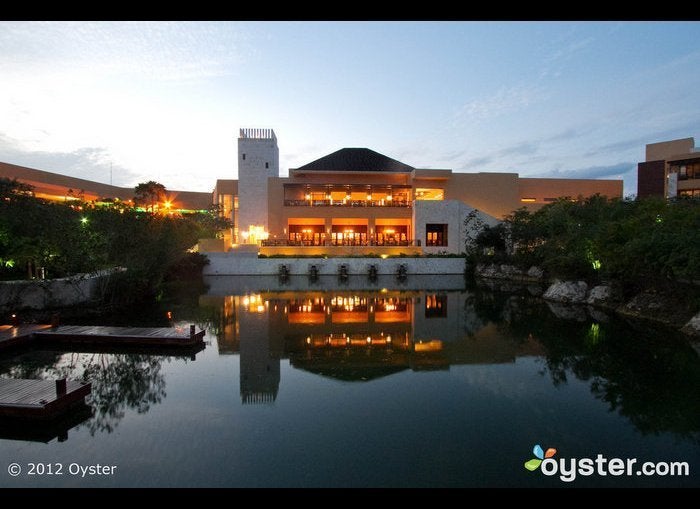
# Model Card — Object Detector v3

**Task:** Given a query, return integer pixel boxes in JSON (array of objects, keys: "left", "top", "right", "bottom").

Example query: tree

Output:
[
  {"left": 134, "top": 181, "right": 166, "bottom": 213},
  {"left": 0, "top": 177, "right": 33, "bottom": 199}
]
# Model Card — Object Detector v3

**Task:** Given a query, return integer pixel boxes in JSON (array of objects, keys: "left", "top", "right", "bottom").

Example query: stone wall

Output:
[
  {"left": 0, "top": 268, "right": 124, "bottom": 312},
  {"left": 203, "top": 252, "right": 465, "bottom": 276}
]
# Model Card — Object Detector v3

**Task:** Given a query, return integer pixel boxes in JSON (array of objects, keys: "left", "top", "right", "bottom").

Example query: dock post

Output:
[
  {"left": 50, "top": 312, "right": 60, "bottom": 329},
  {"left": 190, "top": 325, "right": 195, "bottom": 339},
  {"left": 56, "top": 378, "right": 67, "bottom": 396}
]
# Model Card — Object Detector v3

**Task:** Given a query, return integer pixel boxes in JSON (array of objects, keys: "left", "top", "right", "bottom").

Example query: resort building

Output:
[
  {"left": 637, "top": 137, "right": 700, "bottom": 199},
  {"left": 213, "top": 128, "right": 623, "bottom": 255},
  {"left": 0, "top": 161, "right": 212, "bottom": 213},
  {"left": 1, "top": 127, "right": 625, "bottom": 256}
]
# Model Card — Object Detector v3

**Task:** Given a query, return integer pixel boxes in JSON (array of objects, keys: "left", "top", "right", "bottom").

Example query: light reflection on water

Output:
[{"left": 0, "top": 278, "right": 698, "bottom": 487}]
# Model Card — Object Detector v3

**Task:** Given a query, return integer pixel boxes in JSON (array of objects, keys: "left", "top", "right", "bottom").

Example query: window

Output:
[
  {"left": 415, "top": 188, "right": 444, "bottom": 200},
  {"left": 242, "top": 154, "right": 246, "bottom": 160},
  {"left": 265, "top": 162, "right": 269, "bottom": 169},
  {"left": 426, "top": 224, "right": 448, "bottom": 247},
  {"left": 520, "top": 197, "right": 537, "bottom": 203},
  {"left": 425, "top": 294, "right": 447, "bottom": 318}
]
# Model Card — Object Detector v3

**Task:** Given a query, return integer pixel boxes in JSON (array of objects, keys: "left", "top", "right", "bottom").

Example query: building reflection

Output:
[{"left": 200, "top": 290, "right": 543, "bottom": 403}]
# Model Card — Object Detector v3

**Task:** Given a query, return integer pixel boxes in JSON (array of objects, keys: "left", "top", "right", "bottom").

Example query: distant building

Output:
[
  {"left": 0, "top": 161, "right": 212, "bottom": 212},
  {"left": 637, "top": 137, "right": 700, "bottom": 199},
  {"left": 214, "top": 128, "right": 623, "bottom": 255}
]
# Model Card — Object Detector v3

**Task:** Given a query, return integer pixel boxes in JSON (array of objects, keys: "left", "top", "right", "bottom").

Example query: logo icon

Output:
[{"left": 524, "top": 444, "right": 557, "bottom": 471}]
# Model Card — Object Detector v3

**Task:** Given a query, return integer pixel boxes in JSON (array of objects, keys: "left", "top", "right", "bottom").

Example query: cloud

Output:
[
  {"left": 531, "top": 161, "right": 638, "bottom": 197},
  {"left": 453, "top": 85, "right": 540, "bottom": 127},
  {"left": 498, "top": 142, "right": 538, "bottom": 157},
  {"left": 0, "top": 132, "right": 140, "bottom": 187},
  {"left": 534, "top": 162, "right": 635, "bottom": 180}
]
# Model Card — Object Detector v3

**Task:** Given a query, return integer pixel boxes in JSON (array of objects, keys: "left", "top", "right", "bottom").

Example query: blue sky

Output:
[{"left": 1, "top": 21, "right": 699, "bottom": 196}]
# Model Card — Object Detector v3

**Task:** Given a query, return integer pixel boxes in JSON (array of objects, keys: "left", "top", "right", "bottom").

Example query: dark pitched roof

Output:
[{"left": 294, "top": 148, "right": 414, "bottom": 173}]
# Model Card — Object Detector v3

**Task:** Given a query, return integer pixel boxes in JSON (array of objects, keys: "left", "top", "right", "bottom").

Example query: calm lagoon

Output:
[{"left": 0, "top": 275, "right": 698, "bottom": 487}]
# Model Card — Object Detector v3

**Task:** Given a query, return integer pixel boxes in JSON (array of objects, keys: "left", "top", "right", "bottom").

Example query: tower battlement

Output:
[{"left": 239, "top": 128, "right": 276, "bottom": 140}]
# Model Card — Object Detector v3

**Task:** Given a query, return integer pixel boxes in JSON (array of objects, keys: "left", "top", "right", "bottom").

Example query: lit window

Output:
[
  {"left": 426, "top": 224, "right": 448, "bottom": 246},
  {"left": 520, "top": 197, "right": 537, "bottom": 203},
  {"left": 415, "top": 188, "right": 444, "bottom": 200}
]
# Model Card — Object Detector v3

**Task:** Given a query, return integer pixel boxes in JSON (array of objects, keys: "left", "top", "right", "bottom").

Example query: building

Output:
[
  {"left": 0, "top": 161, "right": 212, "bottom": 212},
  {"left": 1, "top": 128, "right": 625, "bottom": 255},
  {"left": 214, "top": 128, "right": 623, "bottom": 255},
  {"left": 637, "top": 137, "right": 700, "bottom": 199}
]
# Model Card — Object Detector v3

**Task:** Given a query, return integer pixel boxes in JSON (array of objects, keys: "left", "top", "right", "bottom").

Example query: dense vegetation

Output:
[
  {"left": 470, "top": 195, "right": 700, "bottom": 290},
  {"left": 0, "top": 178, "right": 228, "bottom": 304}
]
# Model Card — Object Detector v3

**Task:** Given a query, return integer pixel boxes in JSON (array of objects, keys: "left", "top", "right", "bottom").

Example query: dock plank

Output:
[
  {"left": 34, "top": 324, "right": 205, "bottom": 347},
  {"left": 0, "top": 324, "right": 50, "bottom": 350},
  {"left": 0, "top": 378, "right": 92, "bottom": 419}
]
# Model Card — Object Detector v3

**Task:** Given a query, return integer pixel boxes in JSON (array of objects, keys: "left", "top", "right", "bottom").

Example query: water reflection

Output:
[
  {"left": 201, "top": 290, "right": 543, "bottom": 398},
  {"left": 0, "top": 345, "right": 200, "bottom": 439},
  {"left": 201, "top": 288, "right": 700, "bottom": 442}
]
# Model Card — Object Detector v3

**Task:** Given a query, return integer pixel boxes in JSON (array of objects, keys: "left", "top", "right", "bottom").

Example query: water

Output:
[{"left": 0, "top": 276, "right": 698, "bottom": 487}]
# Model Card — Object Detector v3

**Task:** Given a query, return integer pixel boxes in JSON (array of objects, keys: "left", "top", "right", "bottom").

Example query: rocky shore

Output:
[{"left": 475, "top": 263, "right": 700, "bottom": 337}]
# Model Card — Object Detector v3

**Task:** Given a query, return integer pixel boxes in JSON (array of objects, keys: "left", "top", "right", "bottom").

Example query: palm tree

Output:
[{"left": 134, "top": 181, "right": 166, "bottom": 213}]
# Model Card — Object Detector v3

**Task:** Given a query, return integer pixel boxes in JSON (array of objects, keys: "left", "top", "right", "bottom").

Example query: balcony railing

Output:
[
  {"left": 262, "top": 239, "right": 422, "bottom": 247},
  {"left": 284, "top": 199, "right": 412, "bottom": 208}
]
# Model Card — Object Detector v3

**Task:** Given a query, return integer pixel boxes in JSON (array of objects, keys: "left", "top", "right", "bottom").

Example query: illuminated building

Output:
[{"left": 214, "top": 128, "right": 623, "bottom": 255}]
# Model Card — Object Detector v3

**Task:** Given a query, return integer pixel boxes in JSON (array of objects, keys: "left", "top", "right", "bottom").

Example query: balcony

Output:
[
  {"left": 284, "top": 199, "right": 411, "bottom": 208},
  {"left": 262, "top": 239, "right": 421, "bottom": 247},
  {"left": 283, "top": 184, "right": 413, "bottom": 208}
]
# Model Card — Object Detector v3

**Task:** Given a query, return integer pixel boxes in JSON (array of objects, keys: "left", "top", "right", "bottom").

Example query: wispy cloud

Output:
[
  {"left": 0, "top": 132, "right": 139, "bottom": 187},
  {"left": 534, "top": 162, "right": 635, "bottom": 180},
  {"left": 0, "top": 21, "right": 250, "bottom": 83},
  {"left": 452, "top": 85, "right": 540, "bottom": 127}
]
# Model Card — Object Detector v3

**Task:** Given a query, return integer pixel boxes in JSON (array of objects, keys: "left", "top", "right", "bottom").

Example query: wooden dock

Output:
[
  {"left": 0, "top": 324, "right": 51, "bottom": 351},
  {"left": 0, "top": 378, "right": 92, "bottom": 419},
  {"left": 34, "top": 324, "right": 205, "bottom": 347},
  {"left": 0, "top": 323, "right": 205, "bottom": 350}
]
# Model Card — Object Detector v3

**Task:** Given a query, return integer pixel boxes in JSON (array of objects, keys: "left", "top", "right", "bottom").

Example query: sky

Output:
[{"left": 1, "top": 21, "right": 699, "bottom": 197}]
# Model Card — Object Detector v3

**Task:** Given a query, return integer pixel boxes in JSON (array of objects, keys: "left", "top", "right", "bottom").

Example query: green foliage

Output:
[
  {"left": 472, "top": 195, "right": 700, "bottom": 288},
  {"left": 133, "top": 181, "right": 166, "bottom": 212},
  {"left": 0, "top": 191, "right": 206, "bottom": 304},
  {"left": 183, "top": 204, "right": 233, "bottom": 239}
]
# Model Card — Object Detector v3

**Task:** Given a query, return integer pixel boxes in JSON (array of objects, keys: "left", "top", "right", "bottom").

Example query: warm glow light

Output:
[
  {"left": 163, "top": 200, "right": 172, "bottom": 209},
  {"left": 305, "top": 193, "right": 311, "bottom": 200},
  {"left": 366, "top": 336, "right": 371, "bottom": 344},
  {"left": 520, "top": 198, "right": 537, "bottom": 203},
  {"left": 387, "top": 195, "right": 392, "bottom": 201},
  {"left": 380, "top": 254, "right": 388, "bottom": 259}
]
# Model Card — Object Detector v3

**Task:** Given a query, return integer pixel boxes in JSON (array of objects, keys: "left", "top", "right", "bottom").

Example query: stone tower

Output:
[{"left": 237, "top": 128, "right": 279, "bottom": 244}]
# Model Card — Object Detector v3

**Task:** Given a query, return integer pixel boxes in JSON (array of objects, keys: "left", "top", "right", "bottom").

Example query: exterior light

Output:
[
  {"left": 366, "top": 193, "right": 372, "bottom": 201},
  {"left": 366, "top": 336, "right": 372, "bottom": 344},
  {"left": 387, "top": 195, "right": 392, "bottom": 201},
  {"left": 80, "top": 217, "right": 88, "bottom": 225},
  {"left": 305, "top": 193, "right": 311, "bottom": 200},
  {"left": 164, "top": 200, "right": 172, "bottom": 209}
]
